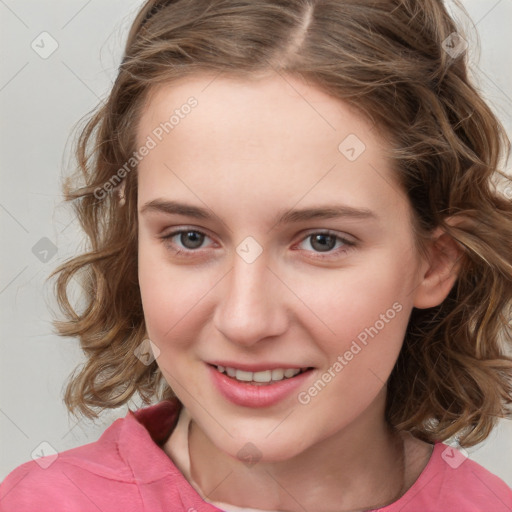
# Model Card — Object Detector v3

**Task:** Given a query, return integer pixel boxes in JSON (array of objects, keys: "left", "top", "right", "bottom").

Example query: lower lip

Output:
[{"left": 207, "top": 364, "right": 314, "bottom": 408}]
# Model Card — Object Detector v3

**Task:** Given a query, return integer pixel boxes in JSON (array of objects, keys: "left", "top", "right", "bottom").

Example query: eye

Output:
[
  {"left": 159, "top": 228, "right": 357, "bottom": 260},
  {"left": 160, "top": 228, "right": 214, "bottom": 255},
  {"left": 295, "top": 231, "right": 356, "bottom": 259}
]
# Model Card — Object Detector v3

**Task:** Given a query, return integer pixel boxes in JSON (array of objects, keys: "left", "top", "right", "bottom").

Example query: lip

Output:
[
  {"left": 207, "top": 361, "right": 310, "bottom": 372},
  {"left": 207, "top": 363, "right": 315, "bottom": 408}
]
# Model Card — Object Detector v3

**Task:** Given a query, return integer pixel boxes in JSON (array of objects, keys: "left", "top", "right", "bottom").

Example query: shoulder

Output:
[
  {"left": 0, "top": 400, "right": 185, "bottom": 512},
  {"left": 435, "top": 443, "right": 512, "bottom": 510},
  {"left": 385, "top": 441, "right": 512, "bottom": 512},
  {"left": 0, "top": 415, "right": 139, "bottom": 512}
]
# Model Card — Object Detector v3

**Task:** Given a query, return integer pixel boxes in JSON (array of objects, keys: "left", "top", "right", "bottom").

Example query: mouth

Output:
[{"left": 208, "top": 364, "right": 314, "bottom": 386}]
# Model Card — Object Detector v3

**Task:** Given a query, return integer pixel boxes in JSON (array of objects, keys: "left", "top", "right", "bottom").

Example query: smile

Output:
[
  {"left": 214, "top": 365, "right": 310, "bottom": 385},
  {"left": 207, "top": 363, "right": 315, "bottom": 408}
]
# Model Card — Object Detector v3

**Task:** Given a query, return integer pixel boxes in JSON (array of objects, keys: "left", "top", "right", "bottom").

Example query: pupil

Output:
[
  {"left": 312, "top": 234, "right": 335, "bottom": 252},
  {"left": 182, "top": 231, "right": 203, "bottom": 249}
]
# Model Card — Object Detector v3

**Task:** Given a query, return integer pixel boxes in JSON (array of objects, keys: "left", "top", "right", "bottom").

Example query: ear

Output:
[
  {"left": 413, "top": 224, "right": 465, "bottom": 309},
  {"left": 115, "top": 179, "right": 127, "bottom": 206}
]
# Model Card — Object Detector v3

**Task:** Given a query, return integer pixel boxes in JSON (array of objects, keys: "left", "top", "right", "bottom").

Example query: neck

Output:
[{"left": 187, "top": 390, "right": 408, "bottom": 512}]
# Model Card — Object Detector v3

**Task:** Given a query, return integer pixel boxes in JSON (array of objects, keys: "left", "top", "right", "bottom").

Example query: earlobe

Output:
[
  {"left": 413, "top": 227, "right": 464, "bottom": 310},
  {"left": 115, "top": 179, "right": 127, "bottom": 207}
]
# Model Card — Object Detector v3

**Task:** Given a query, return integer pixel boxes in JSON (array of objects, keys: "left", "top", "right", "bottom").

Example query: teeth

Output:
[
  {"left": 236, "top": 369, "right": 253, "bottom": 382},
  {"left": 253, "top": 370, "right": 271, "bottom": 383},
  {"left": 271, "top": 368, "right": 284, "bottom": 380},
  {"left": 216, "top": 365, "right": 305, "bottom": 383}
]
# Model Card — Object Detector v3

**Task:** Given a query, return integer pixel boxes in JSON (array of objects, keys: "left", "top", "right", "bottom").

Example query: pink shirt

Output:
[{"left": 1, "top": 399, "right": 511, "bottom": 511}]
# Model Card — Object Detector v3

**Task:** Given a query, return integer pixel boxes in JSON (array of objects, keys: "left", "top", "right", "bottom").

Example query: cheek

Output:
[
  {"left": 294, "top": 274, "right": 410, "bottom": 433},
  {"left": 137, "top": 247, "right": 213, "bottom": 390},
  {"left": 296, "top": 256, "right": 414, "bottom": 343},
  {"left": 137, "top": 239, "right": 217, "bottom": 354},
  {"left": 290, "top": 252, "right": 415, "bottom": 404}
]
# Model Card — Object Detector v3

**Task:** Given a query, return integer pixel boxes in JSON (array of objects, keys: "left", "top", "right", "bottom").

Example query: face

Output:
[{"left": 136, "top": 73, "right": 427, "bottom": 462}]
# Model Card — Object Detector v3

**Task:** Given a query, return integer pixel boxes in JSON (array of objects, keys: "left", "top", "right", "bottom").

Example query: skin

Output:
[{"left": 136, "top": 73, "right": 462, "bottom": 511}]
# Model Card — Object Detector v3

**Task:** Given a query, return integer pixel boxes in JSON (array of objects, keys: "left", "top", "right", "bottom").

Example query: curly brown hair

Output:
[{"left": 50, "top": 0, "right": 512, "bottom": 447}]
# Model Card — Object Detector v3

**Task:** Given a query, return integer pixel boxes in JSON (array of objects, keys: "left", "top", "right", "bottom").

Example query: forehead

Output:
[
  {"left": 137, "top": 72, "right": 375, "bottom": 150},
  {"left": 135, "top": 73, "right": 409, "bottom": 223}
]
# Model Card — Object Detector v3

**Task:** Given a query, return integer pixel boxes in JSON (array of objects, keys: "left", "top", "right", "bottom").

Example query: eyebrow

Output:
[{"left": 139, "top": 199, "right": 378, "bottom": 225}]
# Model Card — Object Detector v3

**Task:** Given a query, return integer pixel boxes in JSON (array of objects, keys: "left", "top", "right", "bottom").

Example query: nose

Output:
[{"left": 213, "top": 250, "right": 289, "bottom": 347}]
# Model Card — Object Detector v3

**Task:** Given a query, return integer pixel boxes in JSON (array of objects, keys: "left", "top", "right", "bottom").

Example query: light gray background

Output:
[{"left": 1, "top": 0, "right": 511, "bottom": 486}]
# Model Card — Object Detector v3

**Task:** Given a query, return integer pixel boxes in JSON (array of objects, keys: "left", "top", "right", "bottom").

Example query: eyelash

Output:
[{"left": 159, "top": 227, "right": 357, "bottom": 260}]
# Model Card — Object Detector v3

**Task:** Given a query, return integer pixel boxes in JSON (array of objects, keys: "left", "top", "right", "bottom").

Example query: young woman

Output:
[{"left": 2, "top": 0, "right": 512, "bottom": 510}]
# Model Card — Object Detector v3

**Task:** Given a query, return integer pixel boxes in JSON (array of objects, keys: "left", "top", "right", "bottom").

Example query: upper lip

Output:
[{"left": 207, "top": 361, "right": 313, "bottom": 372}]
